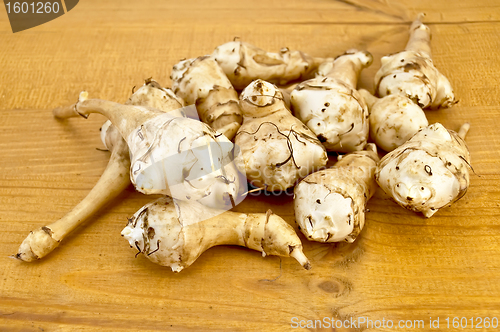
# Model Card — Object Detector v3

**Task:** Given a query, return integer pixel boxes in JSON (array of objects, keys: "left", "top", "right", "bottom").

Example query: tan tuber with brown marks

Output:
[
  {"left": 121, "top": 196, "right": 311, "bottom": 272},
  {"left": 235, "top": 79, "right": 328, "bottom": 191},
  {"left": 294, "top": 144, "right": 379, "bottom": 243},
  {"left": 374, "top": 14, "right": 456, "bottom": 109},
  {"left": 212, "top": 40, "right": 328, "bottom": 90},
  {"left": 290, "top": 50, "right": 373, "bottom": 152},
  {"left": 376, "top": 123, "right": 471, "bottom": 218},
  {"left": 171, "top": 56, "right": 243, "bottom": 140},
  {"left": 359, "top": 89, "right": 429, "bottom": 152}
]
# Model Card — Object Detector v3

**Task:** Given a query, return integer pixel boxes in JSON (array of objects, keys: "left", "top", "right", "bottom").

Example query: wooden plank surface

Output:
[{"left": 1, "top": 1, "right": 500, "bottom": 331}]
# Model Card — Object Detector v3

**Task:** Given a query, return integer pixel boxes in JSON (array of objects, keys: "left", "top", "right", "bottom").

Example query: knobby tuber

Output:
[
  {"left": 235, "top": 79, "right": 328, "bottom": 191},
  {"left": 212, "top": 40, "right": 328, "bottom": 90},
  {"left": 374, "top": 14, "right": 456, "bottom": 109},
  {"left": 121, "top": 196, "right": 311, "bottom": 272},
  {"left": 358, "top": 89, "right": 428, "bottom": 152},
  {"left": 171, "top": 56, "right": 243, "bottom": 140},
  {"left": 376, "top": 123, "right": 471, "bottom": 218},
  {"left": 294, "top": 144, "right": 379, "bottom": 243},
  {"left": 290, "top": 50, "right": 372, "bottom": 152}
]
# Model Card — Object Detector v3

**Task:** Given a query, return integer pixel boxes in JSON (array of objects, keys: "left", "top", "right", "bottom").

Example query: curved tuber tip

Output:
[
  {"left": 290, "top": 246, "right": 311, "bottom": 270},
  {"left": 16, "top": 227, "right": 60, "bottom": 262},
  {"left": 53, "top": 104, "right": 80, "bottom": 119}
]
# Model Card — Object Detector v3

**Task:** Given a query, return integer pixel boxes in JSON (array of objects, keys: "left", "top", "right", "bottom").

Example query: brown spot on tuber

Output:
[
  {"left": 41, "top": 226, "right": 53, "bottom": 237},
  {"left": 403, "top": 62, "right": 420, "bottom": 72}
]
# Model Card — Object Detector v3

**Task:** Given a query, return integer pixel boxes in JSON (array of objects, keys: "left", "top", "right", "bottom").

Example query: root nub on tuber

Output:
[
  {"left": 121, "top": 196, "right": 311, "bottom": 272},
  {"left": 171, "top": 56, "right": 243, "bottom": 140},
  {"left": 235, "top": 79, "right": 328, "bottom": 191},
  {"left": 376, "top": 122, "right": 471, "bottom": 218},
  {"left": 290, "top": 50, "right": 373, "bottom": 152},
  {"left": 212, "top": 40, "right": 328, "bottom": 90},
  {"left": 294, "top": 143, "right": 379, "bottom": 243},
  {"left": 374, "top": 14, "right": 456, "bottom": 109}
]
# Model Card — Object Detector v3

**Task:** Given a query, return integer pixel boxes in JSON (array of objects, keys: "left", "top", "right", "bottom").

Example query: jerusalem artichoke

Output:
[
  {"left": 212, "top": 40, "right": 327, "bottom": 90},
  {"left": 16, "top": 79, "right": 189, "bottom": 261},
  {"left": 64, "top": 91, "right": 246, "bottom": 210},
  {"left": 294, "top": 144, "right": 379, "bottom": 243},
  {"left": 121, "top": 196, "right": 311, "bottom": 272},
  {"left": 235, "top": 79, "right": 328, "bottom": 191},
  {"left": 126, "top": 78, "right": 186, "bottom": 114},
  {"left": 376, "top": 122, "right": 471, "bottom": 218},
  {"left": 374, "top": 14, "right": 456, "bottom": 109},
  {"left": 290, "top": 50, "right": 372, "bottom": 152},
  {"left": 171, "top": 56, "right": 243, "bottom": 140},
  {"left": 358, "top": 89, "right": 428, "bottom": 152}
]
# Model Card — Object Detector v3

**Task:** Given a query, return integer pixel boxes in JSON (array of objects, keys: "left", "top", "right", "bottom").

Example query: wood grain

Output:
[{"left": 1, "top": 0, "right": 500, "bottom": 331}]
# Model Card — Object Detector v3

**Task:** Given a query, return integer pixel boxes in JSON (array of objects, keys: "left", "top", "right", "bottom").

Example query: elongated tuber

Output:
[
  {"left": 171, "top": 56, "right": 243, "bottom": 140},
  {"left": 294, "top": 144, "right": 379, "bottom": 243},
  {"left": 359, "top": 89, "right": 428, "bottom": 152},
  {"left": 290, "top": 50, "right": 372, "bottom": 152},
  {"left": 16, "top": 122, "right": 130, "bottom": 261},
  {"left": 121, "top": 196, "right": 311, "bottom": 272},
  {"left": 212, "top": 40, "right": 328, "bottom": 90},
  {"left": 17, "top": 79, "right": 189, "bottom": 261},
  {"left": 235, "top": 79, "right": 328, "bottom": 191},
  {"left": 374, "top": 14, "right": 456, "bottom": 109},
  {"left": 376, "top": 122, "right": 471, "bottom": 218}
]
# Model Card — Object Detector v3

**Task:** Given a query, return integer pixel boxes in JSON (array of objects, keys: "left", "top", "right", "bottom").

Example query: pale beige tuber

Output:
[
  {"left": 290, "top": 50, "right": 373, "bottom": 152},
  {"left": 374, "top": 14, "right": 456, "bottom": 109},
  {"left": 359, "top": 89, "right": 428, "bottom": 152},
  {"left": 235, "top": 79, "right": 328, "bottom": 191},
  {"left": 376, "top": 122, "right": 471, "bottom": 218},
  {"left": 171, "top": 56, "right": 243, "bottom": 140},
  {"left": 212, "top": 40, "right": 328, "bottom": 90},
  {"left": 63, "top": 91, "right": 245, "bottom": 210},
  {"left": 121, "top": 196, "right": 311, "bottom": 272},
  {"left": 294, "top": 144, "right": 379, "bottom": 243}
]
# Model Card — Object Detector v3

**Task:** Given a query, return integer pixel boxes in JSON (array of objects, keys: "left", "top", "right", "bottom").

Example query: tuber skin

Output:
[
  {"left": 290, "top": 50, "right": 373, "bottom": 153},
  {"left": 126, "top": 78, "right": 185, "bottom": 112},
  {"left": 294, "top": 144, "right": 379, "bottom": 243},
  {"left": 376, "top": 122, "right": 471, "bottom": 218},
  {"left": 16, "top": 79, "right": 186, "bottom": 262},
  {"left": 234, "top": 79, "right": 328, "bottom": 192},
  {"left": 358, "top": 89, "right": 428, "bottom": 152},
  {"left": 63, "top": 91, "right": 245, "bottom": 210},
  {"left": 374, "top": 14, "right": 456, "bottom": 109},
  {"left": 171, "top": 56, "right": 243, "bottom": 140},
  {"left": 212, "top": 40, "right": 328, "bottom": 90},
  {"left": 121, "top": 196, "right": 311, "bottom": 272}
]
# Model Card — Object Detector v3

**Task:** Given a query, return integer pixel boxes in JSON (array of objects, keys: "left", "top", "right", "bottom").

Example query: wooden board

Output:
[{"left": 1, "top": 1, "right": 500, "bottom": 331}]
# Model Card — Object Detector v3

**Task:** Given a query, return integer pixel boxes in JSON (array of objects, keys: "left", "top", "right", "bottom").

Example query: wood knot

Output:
[{"left": 317, "top": 280, "right": 341, "bottom": 294}]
